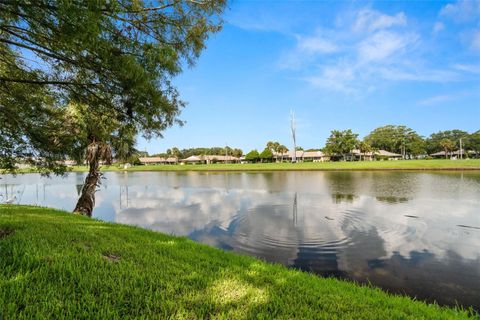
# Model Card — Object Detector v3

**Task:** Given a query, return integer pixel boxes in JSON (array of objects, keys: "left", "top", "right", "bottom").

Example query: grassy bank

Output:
[
  {"left": 70, "top": 159, "right": 480, "bottom": 172},
  {"left": 4, "top": 159, "right": 480, "bottom": 174},
  {"left": 0, "top": 205, "right": 476, "bottom": 319}
]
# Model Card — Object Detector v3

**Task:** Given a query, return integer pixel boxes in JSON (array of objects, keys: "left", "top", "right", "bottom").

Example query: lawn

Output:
[
  {"left": 0, "top": 205, "right": 477, "bottom": 319},
  {"left": 67, "top": 159, "right": 480, "bottom": 172}
]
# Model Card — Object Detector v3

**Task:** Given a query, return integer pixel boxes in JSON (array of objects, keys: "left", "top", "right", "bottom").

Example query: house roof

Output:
[
  {"left": 302, "top": 151, "right": 327, "bottom": 157},
  {"left": 376, "top": 150, "right": 402, "bottom": 157},
  {"left": 430, "top": 149, "right": 470, "bottom": 156},
  {"left": 182, "top": 155, "right": 203, "bottom": 162},
  {"left": 203, "top": 155, "right": 239, "bottom": 161},
  {"left": 351, "top": 149, "right": 375, "bottom": 156},
  {"left": 139, "top": 157, "right": 177, "bottom": 163}
]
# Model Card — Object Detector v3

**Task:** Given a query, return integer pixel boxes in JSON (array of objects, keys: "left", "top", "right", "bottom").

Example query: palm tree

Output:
[
  {"left": 358, "top": 141, "right": 373, "bottom": 161},
  {"left": 278, "top": 145, "right": 289, "bottom": 162},
  {"left": 440, "top": 139, "right": 455, "bottom": 159}
]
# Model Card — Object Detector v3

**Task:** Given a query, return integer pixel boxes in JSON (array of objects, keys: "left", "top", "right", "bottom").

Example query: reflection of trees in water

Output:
[
  {"left": 323, "top": 172, "right": 360, "bottom": 200},
  {"left": 331, "top": 193, "right": 357, "bottom": 204},
  {"left": 375, "top": 196, "right": 409, "bottom": 204},
  {"left": 363, "top": 172, "right": 418, "bottom": 203}
]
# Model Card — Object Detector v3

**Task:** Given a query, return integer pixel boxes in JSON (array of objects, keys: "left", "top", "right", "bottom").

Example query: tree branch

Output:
[{"left": 0, "top": 76, "right": 98, "bottom": 86}]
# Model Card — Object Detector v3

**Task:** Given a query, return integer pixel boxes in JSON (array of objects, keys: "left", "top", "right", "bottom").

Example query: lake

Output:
[{"left": 1, "top": 171, "right": 480, "bottom": 310}]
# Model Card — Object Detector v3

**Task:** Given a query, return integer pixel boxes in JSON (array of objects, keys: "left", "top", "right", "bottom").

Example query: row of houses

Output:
[
  {"left": 138, "top": 155, "right": 240, "bottom": 165},
  {"left": 137, "top": 149, "right": 405, "bottom": 165},
  {"left": 60, "top": 148, "right": 477, "bottom": 167},
  {"left": 429, "top": 150, "right": 479, "bottom": 159}
]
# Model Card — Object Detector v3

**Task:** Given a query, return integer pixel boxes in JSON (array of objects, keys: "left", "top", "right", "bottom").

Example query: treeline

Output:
[
  {"left": 241, "top": 126, "right": 480, "bottom": 163},
  {"left": 145, "top": 126, "right": 479, "bottom": 162},
  {"left": 324, "top": 126, "right": 480, "bottom": 160},
  {"left": 151, "top": 147, "right": 243, "bottom": 159}
]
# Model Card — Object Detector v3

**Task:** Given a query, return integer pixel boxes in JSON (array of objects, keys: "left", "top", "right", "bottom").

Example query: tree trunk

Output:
[{"left": 73, "top": 142, "right": 102, "bottom": 217}]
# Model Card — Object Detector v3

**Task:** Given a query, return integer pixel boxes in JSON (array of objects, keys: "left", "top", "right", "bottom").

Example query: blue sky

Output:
[{"left": 138, "top": 0, "right": 480, "bottom": 154}]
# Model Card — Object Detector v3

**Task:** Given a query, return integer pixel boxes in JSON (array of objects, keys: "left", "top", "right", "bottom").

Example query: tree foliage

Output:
[
  {"left": 324, "top": 129, "right": 358, "bottom": 160},
  {"left": 159, "top": 146, "right": 243, "bottom": 160},
  {"left": 244, "top": 150, "right": 260, "bottom": 163},
  {"left": 364, "top": 125, "right": 425, "bottom": 158},
  {"left": 465, "top": 130, "right": 480, "bottom": 153},
  {"left": 426, "top": 130, "right": 469, "bottom": 154},
  {"left": 0, "top": 0, "right": 226, "bottom": 172},
  {"left": 259, "top": 147, "right": 273, "bottom": 162}
]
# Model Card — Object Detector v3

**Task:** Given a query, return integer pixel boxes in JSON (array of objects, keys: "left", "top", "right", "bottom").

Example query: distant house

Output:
[
  {"left": 375, "top": 150, "right": 403, "bottom": 160},
  {"left": 63, "top": 160, "right": 77, "bottom": 167},
  {"left": 350, "top": 149, "right": 375, "bottom": 161},
  {"left": 274, "top": 151, "right": 330, "bottom": 162},
  {"left": 138, "top": 157, "right": 178, "bottom": 165},
  {"left": 302, "top": 151, "right": 330, "bottom": 162},
  {"left": 430, "top": 149, "right": 477, "bottom": 159},
  {"left": 309, "top": 149, "right": 402, "bottom": 162},
  {"left": 181, "top": 155, "right": 239, "bottom": 164},
  {"left": 203, "top": 155, "right": 239, "bottom": 164}
]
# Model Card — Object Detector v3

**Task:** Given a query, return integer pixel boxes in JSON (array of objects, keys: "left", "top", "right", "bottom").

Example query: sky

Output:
[{"left": 137, "top": 0, "right": 480, "bottom": 155}]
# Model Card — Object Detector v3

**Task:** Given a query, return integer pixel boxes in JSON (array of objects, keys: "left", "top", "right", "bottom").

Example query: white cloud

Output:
[
  {"left": 353, "top": 9, "right": 407, "bottom": 33},
  {"left": 472, "top": 29, "right": 480, "bottom": 50},
  {"left": 433, "top": 22, "right": 445, "bottom": 33},
  {"left": 438, "top": 1, "right": 480, "bottom": 51},
  {"left": 278, "top": 6, "right": 477, "bottom": 95},
  {"left": 304, "top": 63, "right": 357, "bottom": 94},
  {"left": 377, "top": 67, "right": 459, "bottom": 82},
  {"left": 358, "top": 31, "right": 417, "bottom": 63},
  {"left": 417, "top": 94, "right": 454, "bottom": 106},
  {"left": 297, "top": 33, "right": 338, "bottom": 54},
  {"left": 279, "top": 30, "right": 339, "bottom": 70},
  {"left": 440, "top": 0, "right": 480, "bottom": 23},
  {"left": 454, "top": 63, "right": 480, "bottom": 74}
]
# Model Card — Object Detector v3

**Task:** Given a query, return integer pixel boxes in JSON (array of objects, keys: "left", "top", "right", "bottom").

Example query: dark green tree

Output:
[
  {"left": 0, "top": 0, "right": 226, "bottom": 216},
  {"left": 426, "top": 130, "right": 469, "bottom": 154},
  {"left": 465, "top": 131, "right": 480, "bottom": 156},
  {"left": 259, "top": 147, "right": 273, "bottom": 163},
  {"left": 365, "top": 125, "right": 425, "bottom": 158},
  {"left": 324, "top": 129, "right": 358, "bottom": 161},
  {"left": 245, "top": 150, "right": 260, "bottom": 163},
  {"left": 231, "top": 148, "right": 243, "bottom": 158}
]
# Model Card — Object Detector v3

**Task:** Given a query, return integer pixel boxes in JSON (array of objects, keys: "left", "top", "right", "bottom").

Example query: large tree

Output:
[
  {"left": 364, "top": 125, "right": 425, "bottom": 158},
  {"left": 324, "top": 129, "right": 358, "bottom": 161},
  {"left": 259, "top": 147, "right": 273, "bottom": 163},
  {"left": 0, "top": 0, "right": 226, "bottom": 216},
  {"left": 244, "top": 150, "right": 260, "bottom": 163},
  {"left": 426, "top": 130, "right": 469, "bottom": 154},
  {"left": 465, "top": 131, "right": 480, "bottom": 156}
]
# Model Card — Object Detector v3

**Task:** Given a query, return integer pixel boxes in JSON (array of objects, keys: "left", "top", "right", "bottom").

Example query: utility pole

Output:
[
  {"left": 290, "top": 110, "right": 297, "bottom": 163},
  {"left": 460, "top": 138, "right": 463, "bottom": 160}
]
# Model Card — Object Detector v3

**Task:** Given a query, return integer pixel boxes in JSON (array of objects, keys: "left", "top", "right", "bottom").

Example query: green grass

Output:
[
  {"left": 71, "top": 159, "right": 480, "bottom": 172},
  {"left": 0, "top": 205, "right": 477, "bottom": 319},
  {"left": 5, "top": 159, "right": 480, "bottom": 174}
]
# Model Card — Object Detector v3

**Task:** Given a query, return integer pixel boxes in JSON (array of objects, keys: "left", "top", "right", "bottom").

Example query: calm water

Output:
[{"left": 1, "top": 171, "right": 480, "bottom": 310}]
